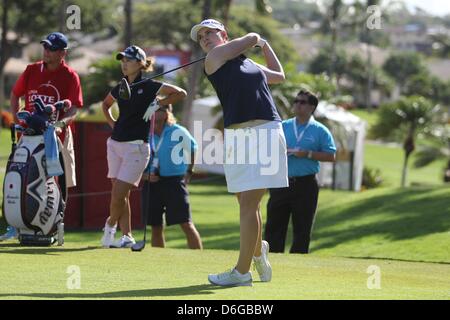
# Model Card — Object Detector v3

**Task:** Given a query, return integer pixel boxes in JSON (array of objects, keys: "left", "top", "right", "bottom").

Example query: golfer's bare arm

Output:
[
  {"left": 206, "top": 33, "right": 285, "bottom": 84},
  {"left": 102, "top": 94, "right": 116, "bottom": 129},
  {"left": 157, "top": 84, "right": 187, "bottom": 106},
  {"left": 255, "top": 42, "right": 285, "bottom": 84},
  {"left": 205, "top": 33, "right": 260, "bottom": 75},
  {"left": 10, "top": 92, "right": 21, "bottom": 123}
]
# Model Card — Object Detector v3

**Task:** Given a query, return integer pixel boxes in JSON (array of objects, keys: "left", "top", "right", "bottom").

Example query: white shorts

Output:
[
  {"left": 106, "top": 138, "right": 150, "bottom": 187},
  {"left": 223, "top": 121, "right": 288, "bottom": 193}
]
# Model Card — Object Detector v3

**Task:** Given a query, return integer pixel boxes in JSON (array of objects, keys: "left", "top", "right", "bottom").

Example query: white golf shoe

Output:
[
  {"left": 253, "top": 240, "right": 272, "bottom": 282},
  {"left": 110, "top": 235, "right": 136, "bottom": 248},
  {"left": 101, "top": 221, "right": 117, "bottom": 248},
  {"left": 208, "top": 268, "right": 253, "bottom": 287}
]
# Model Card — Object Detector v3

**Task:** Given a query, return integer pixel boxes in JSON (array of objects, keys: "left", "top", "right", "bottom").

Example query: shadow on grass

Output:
[
  {"left": 0, "top": 284, "right": 229, "bottom": 299},
  {"left": 190, "top": 189, "right": 231, "bottom": 197},
  {"left": 0, "top": 244, "right": 99, "bottom": 255},
  {"left": 312, "top": 187, "right": 450, "bottom": 251},
  {"left": 342, "top": 255, "right": 450, "bottom": 265},
  {"left": 163, "top": 223, "right": 241, "bottom": 251}
]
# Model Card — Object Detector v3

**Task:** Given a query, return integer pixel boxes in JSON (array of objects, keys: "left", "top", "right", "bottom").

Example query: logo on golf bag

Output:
[{"left": 3, "top": 135, "right": 64, "bottom": 236}]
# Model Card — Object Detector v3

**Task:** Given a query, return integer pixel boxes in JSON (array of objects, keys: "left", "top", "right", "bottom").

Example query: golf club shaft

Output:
[
  {"left": 143, "top": 114, "right": 156, "bottom": 243},
  {"left": 10, "top": 124, "right": 16, "bottom": 152},
  {"left": 129, "top": 56, "right": 206, "bottom": 88}
]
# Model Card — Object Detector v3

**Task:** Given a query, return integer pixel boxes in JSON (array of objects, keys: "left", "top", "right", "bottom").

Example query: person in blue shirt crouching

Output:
[
  {"left": 265, "top": 90, "right": 336, "bottom": 254},
  {"left": 141, "top": 104, "right": 202, "bottom": 249}
]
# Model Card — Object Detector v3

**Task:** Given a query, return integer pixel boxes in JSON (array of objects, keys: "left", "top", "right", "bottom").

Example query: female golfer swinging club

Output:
[
  {"left": 190, "top": 19, "right": 288, "bottom": 286},
  {"left": 101, "top": 45, "right": 187, "bottom": 248}
]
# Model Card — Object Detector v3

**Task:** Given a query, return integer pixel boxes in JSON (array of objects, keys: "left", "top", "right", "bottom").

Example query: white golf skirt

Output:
[{"left": 223, "top": 120, "right": 288, "bottom": 193}]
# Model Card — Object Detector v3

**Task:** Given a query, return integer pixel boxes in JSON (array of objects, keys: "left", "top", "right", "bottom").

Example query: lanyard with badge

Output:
[
  {"left": 149, "top": 125, "right": 165, "bottom": 175},
  {"left": 289, "top": 117, "right": 314, "bottom": 154}
]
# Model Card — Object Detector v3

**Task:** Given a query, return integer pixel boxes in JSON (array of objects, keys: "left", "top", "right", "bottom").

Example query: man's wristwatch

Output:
[
  {"left": 307, "top": 151, "right": 313, "bottom": 159},
  {"left": 187, "top": 168, "right": 194, "bottom": 174}
]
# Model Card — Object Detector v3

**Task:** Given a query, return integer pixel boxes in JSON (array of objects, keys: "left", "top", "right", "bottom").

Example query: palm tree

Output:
[
  {"left": 413, "top": 116, "right": 450, "bottom": 182},
  {"left": 370, "top": 96, "right": 437, "bottom": 187},
  {"left": 182, "top": 0, "right": 213, "bottom": 130},
  {"left": 318, "top": 0, "right": 344, "bottom": 89},
  {"left": 124, "top": 0, "right": 132, "bottom": 47}
]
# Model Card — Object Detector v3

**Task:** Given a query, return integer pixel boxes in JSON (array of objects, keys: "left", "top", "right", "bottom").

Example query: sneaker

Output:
[
  {"left": 110, "top": 235, "right": 136, "bottom": 248},
  {"left": 253, "top": 240, "right": 272, "bottom": 282},
  {"left": 208, "top": 268, "right": 253, "bottom": 287},
  {"left": 0, "top": 226, "right": 18, "bottom": 241},
  {"left": 101, "top": 221, "right": 117, "bottom": 248}
]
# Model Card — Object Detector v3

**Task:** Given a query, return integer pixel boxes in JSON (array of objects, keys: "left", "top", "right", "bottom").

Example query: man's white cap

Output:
[{"left": 190, "top": 19, "right": 225, "bottom": 42}]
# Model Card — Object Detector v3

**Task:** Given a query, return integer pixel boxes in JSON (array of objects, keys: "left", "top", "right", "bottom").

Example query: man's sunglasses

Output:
[
  {"left": 293, "top": 98, "right": 309, "bottom": 105},
  {"left": 43, "top": 44, "right": 61, "bottom": 52}
]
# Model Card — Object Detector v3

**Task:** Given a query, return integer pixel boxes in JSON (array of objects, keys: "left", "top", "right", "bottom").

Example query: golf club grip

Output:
[
  {"left": 130, "top": 56, "right": 206, "bottom": 88},
  {"left": 10, "top": 123, "right": 16, "bottom": 143}
]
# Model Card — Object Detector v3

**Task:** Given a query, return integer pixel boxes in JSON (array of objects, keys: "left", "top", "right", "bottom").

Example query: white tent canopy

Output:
[{"left": 314, "top": 101, "right": 367, "bottom": 191}]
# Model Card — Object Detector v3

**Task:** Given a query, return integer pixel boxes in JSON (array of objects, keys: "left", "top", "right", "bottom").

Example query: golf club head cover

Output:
[
  {"left": 25, "top": 114, "right": 48, "bottom": 134},
  {"left": 33, "top": 97, "right": 46, "bottom": 114},
  {"left": 44, "top": 104, "right": 57, "bottom": 115},
  {"left": 17, "top": 110, "right": 32, "bottom": 122},
  {"left": 24, "top": 97, "right": 52, "bottom": 134},
  {"left": 143, "top": 99, "right": 160, "bottom": 122},
  {"left": 54, "top": 99, "right": 72, "bottom": 112}
]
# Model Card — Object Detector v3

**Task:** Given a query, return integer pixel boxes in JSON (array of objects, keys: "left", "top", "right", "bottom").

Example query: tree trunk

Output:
[
  {"left": 182, "top": 0, "right": 211, "bottom": 130},
  {"left": 59, "top": 0, "right": 68, "bottom": 32},
  {"left": 222, "top": 0, "right": 233, "bottom": 24},
  {"left": 365, "top": 42, "right": 373, "bottom": 112},
  {"left": 0, "top": 0, "right": 10, "bottom": 107},
  {"left": 124, "top": 0, "right": 133, "bottom": 48},
  {"left": 181, "top": 46, "right": 203, "bottom": 131},
  {"left": 329, "top": 23, "right": 337, "bottom": 80},
  {"left": 401, "top": 151, "right": 409, "bottom": 188},
  {"left": 401, "top": 129, "right": 415, "bottom": 188},
  {"left": 328, "top": 0, "right": 342, "bottom": 95}
]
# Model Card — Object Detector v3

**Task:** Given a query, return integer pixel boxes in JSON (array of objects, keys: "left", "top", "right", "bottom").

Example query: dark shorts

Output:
[{"left": 141, "top": 176, "right": 192, "bottom": 226}]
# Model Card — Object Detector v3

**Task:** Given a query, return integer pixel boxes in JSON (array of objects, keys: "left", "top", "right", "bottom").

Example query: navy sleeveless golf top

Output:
[{"left": 207, "top": 55, "right": 281, "bottom": 128}]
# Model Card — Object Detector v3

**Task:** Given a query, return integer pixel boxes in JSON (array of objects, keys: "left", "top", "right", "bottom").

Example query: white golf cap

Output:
[{"left": 190, "top": 19, "right": 226, "bottom": 42}]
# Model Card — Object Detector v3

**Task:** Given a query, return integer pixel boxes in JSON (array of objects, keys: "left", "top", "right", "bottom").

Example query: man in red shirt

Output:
[
  {"left": 11, "top": 32, "right": 83, "bottom": 129},
  {"left": 0, "top": 32, "right": 83, "bottom": 241}
]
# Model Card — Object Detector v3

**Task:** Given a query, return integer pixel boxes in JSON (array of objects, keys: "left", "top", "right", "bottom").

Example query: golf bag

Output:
[{"left": 2, "top": 98, "right": 69, "bottom": 246}]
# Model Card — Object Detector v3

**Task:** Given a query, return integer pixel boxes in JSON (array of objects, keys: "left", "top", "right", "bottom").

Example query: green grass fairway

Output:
[
  {"left": 0, "top": 245, "right": 448, "bottom": 300},
  {"left": 1, "top": 127, "right": 449, "bottom": 300},
  {"left": 311, "top": 186, "right": 450, "bottom": 263}
]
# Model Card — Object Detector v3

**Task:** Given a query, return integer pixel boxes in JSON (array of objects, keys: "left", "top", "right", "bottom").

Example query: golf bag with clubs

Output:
[{"left": 2, "top": 98, "right": 70, "bottom": 246}]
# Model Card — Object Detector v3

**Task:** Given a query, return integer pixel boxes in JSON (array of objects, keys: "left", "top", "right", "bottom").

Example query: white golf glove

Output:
[
  {"left": 256, "top": 37, "right": 267, "bottom": 48},
  {"left": 143, "top": 99, "right": 160, "bottom": 122}
]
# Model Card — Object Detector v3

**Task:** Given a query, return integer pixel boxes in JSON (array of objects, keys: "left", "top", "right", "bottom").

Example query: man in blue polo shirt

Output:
[
  {"left": 265, "top": 90, "right": 336, "bottom": 253},
  {"left": 141, "top": 104, "right": 202, "bottom": 249}
]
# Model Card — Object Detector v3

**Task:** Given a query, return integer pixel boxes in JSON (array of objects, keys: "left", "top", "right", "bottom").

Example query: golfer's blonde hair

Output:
[
  {"left": 160, "top": 104, "right": 177, "bottom": 126},
  {"left": 141, "top": 56, "right": 155, "bottom": 72},
  {"left": 166, "top": 111, "right": 177, "bottom": 126}
]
